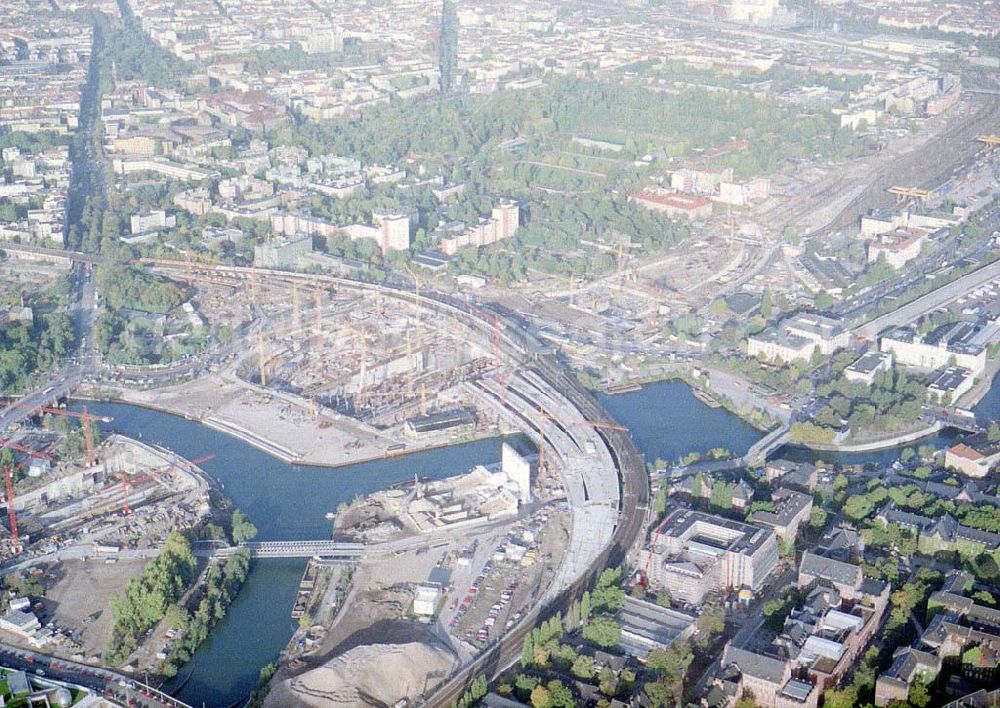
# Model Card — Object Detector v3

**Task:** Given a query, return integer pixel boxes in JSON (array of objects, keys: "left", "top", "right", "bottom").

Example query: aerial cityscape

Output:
[{"left": 0, "top": 0, "right": 999, "bottom": 706}]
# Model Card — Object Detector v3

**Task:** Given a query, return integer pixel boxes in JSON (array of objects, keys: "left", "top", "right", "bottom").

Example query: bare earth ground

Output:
[{"left": 45, "top": 558, "right": 148, "bottom": 661}]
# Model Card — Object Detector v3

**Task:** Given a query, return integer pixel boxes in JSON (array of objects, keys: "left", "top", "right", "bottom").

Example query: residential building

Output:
[
  {"left": 944, "top": 433, "right": 1000, "bottom": 478},
  {"left": 130, "top": 209, "right": 176, "bottom": 234},
  {"left": 253, "top": 234, "right": 312, "bottom": 269},
  {"left": 876, "top": 504, "right": 1000, "bottom": 554},
  {"left": 749, "top": 313, "right": 849, "bottom": 363},
  {"left": 751, "top": 488, "right": 813, "bottom": 543}
]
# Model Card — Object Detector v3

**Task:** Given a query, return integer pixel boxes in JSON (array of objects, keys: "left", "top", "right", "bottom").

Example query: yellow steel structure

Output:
[{"left": 888, "top": 186, "right": 933, "bottom": 203}]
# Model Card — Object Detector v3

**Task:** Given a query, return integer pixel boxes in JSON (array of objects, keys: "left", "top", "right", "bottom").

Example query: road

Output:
[
  {"left": 0, "top": 643, "right": 190, "bottom": 708},
  {"left": 0, "top": 260, "right": 100, "bottom": 430},
  {"left": 854, "top": 256, "right": 1000, "bottom": 339}
]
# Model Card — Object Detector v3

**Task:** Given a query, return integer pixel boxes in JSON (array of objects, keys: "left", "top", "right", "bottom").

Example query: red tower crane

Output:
[
  {"left": 114, "top": 454, "right": 215, "bottom": 516},
  {"left": 8, "top": 404, "right": 104, "bottom": 467},
  {"left": 0, "top": 439, "right": 52, "bottom": 554},
  {"left": 641, "top": 523, "right": 664, "bottom": 589}
]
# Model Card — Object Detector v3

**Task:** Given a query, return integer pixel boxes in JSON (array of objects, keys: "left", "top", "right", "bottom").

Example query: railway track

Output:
[{"left": 143, "top": 262, "right": 650, "bottom": 706}]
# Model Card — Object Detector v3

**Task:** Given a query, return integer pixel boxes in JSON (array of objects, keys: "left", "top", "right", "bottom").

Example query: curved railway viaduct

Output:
[{"left": 136, "top": 260, "right": 651, "bottom": 707}]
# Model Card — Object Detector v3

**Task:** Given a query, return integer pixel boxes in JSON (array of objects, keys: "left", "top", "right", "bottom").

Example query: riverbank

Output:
[
  {"left": 82, "top": 375, "right": 502, "bottom": 469},
  {"left": 610, "top": 359, "right": 1000, "bottom": 456}
]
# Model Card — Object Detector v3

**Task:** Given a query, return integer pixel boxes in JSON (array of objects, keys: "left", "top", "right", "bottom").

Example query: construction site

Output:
[
  {"left": 0, "top": 402, "right": 217, "bottom": 667},
  {"left": 0, "top": 407, "right": 212, "bottom": 563},
  {"left": 108, "top": 264, "right": 535, "bottom": 468}
]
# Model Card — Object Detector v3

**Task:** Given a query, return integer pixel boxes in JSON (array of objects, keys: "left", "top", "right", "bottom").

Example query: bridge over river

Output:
[{"left": 194, "top": 540, "right": 366, "bottom": 559}]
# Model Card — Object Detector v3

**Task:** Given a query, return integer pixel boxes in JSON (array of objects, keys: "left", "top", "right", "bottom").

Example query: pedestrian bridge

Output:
[
  {"left": 742, "top": 423, "right": 792, "bottom": 466},
  {"left": 193, "top": 540, "right": 366, "bottom": 559}
]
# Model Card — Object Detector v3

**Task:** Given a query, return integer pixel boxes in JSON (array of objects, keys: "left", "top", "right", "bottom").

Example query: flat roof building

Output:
[{"left": 639, "top": 505, "right": 779, "bottom": 604}]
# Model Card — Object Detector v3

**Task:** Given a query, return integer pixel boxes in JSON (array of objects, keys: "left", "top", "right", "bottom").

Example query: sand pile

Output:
[{"left": 265, "top": 641, "right": 458, "bottom": 707}]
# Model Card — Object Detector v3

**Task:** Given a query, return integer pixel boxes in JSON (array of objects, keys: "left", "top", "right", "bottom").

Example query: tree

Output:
[
  {"left": 521, "top": 634, "right": 534, "bottom": 667},
  {"left": 809, "top": 506, "right": 828, "bottom": 529},
  {"left": 231, "top": 509, "right": 258, "bottom": 544},
  {"left": 694, "top": 606, "right": 725, "bottom": 648},
  {"left": 598, "top": 667, "right": 617, "bottom": 696},
  {"left": 760, "top": 289, "right": 773, "bottom": 319},
  {"left": 843, "top": 494, "right": 875, "bottom": 521},
  {"left": 908, "top": 680, "right": 932, "bottom": 708},
  {"left": 645, "top": 640, "right": 693, "bottom": 707},
  {"left": 571, "top": 654, "right": 595, "bottom": 679},
  {"left": 514, "top": 674, "right": 538, "bottom": 700},
  {"left": 530, "top": 684, "right": 551, "bottom": 708},
  {"left": 581, "top": 590, "right": 592, "bottom": 621},
  {"left": 546, "top": 681, "right": 574, "bottom": 708},
  {"left": 582, "top": 615, "right": 621, "bottom": 649},
  {"left": 822, "top": 686, "right": 857, "bottom": 708}
]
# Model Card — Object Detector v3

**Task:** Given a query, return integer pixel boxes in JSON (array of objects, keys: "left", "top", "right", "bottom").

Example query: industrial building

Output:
[
  {"left": 638, "top": 506, "right": 779, "bottom": 604},
  {"left": 614, "top": 596, "right": 696, "bottom": 661},
  {"left": 630, "top": 189, "right": 714, "bottom": 220}
]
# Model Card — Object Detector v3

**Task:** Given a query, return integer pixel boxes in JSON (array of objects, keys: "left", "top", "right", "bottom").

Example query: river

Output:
[
  {"left": 74, "top": 401, "right": 508, "bottom": 706},
  {"left": 74, "top": 376, "right": 980, "bottom": 705}
]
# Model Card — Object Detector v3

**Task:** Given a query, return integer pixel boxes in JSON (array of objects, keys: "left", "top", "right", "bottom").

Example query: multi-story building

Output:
[
  {"left": 374, "top": 212, "right": 411, "bottom": 254},
  {"left": 945, "top": 434, "right": 1000, "bottom": 478},
  {"left": 439, "top": 202, "right": 520, "bottom": 255},
  {"left": 844, "top": 351, "right": 893, "bottom": 385},
  {"left": 638, "top": 506, "right": 779, "bottom": 604},
  {"left": 750, "top": 488, "right": 813, "bottom": 543},
  {"left": 631, "top": 189, "right": 713, "bottom": 220},
  {"left": 748, "top": 313, "right": 849, "bottom": 363},
  {"left": 876, "top": 504, "right": 1000, "bottom": 554},
  {"left": 130, "top": 210, "right": 176, "bottom": 234},
  {"left": 876, "top": 571, "right": 999, "bottom": 706},
  {"left": 880, "top": 321, "right": 989, "bottom": 375},
  {"left": 868, "top": 228, "right": 929, "bottom": 269}
]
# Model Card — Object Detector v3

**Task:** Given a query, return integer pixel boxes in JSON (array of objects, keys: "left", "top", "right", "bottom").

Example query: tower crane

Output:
[
  {"left": 6, "top": 404, "right": 109, "bottom": 467},
  {"left": 0, "top": 440, "right": 53, "bottom": 554}
]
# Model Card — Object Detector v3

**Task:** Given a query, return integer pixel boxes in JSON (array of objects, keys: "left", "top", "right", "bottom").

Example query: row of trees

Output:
[
  {"left": 160, "top": 548, "right": 252, "bottom": 678},
  {"left": 107, "top": 531, "right": 197, "bottom": 664}
]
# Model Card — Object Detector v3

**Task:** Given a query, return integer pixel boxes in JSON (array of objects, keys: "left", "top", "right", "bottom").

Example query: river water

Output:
[
  {"left": 74, "top": 376, "right": 987, "bottom": 705},
  {"left": 74, "top": 401, "right": 507, "bottom": 706}
]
